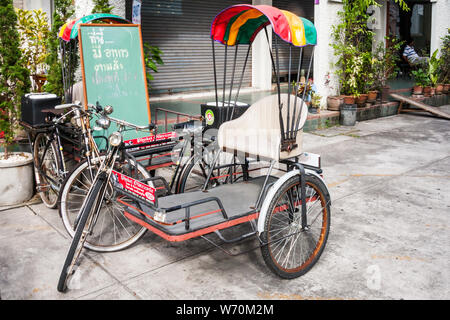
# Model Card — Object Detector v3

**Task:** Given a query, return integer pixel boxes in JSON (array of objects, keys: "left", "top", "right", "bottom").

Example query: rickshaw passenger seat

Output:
[{"left": 217, "top": 93, "right": 308, "bottom": 161}]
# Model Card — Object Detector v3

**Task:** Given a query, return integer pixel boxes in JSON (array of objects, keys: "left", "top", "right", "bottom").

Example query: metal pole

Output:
[
  {"left": 211, "top": 39, "right": 219, "bottom": 107},
  {"left": 264, "top": 27, "right": 285, "bottom": 142},
  {"left": 286, "top": 45, "right": 292, "bottom": 140},
  {"left": 294, "top": 46, "right": 315, "bottom": 134},
  {"left": 290, "top": 47, "right": 303, "bottom": 139},
  {"left": 226, "top": 44, "right": 239, "bottom": 121},
  {"left": 274, "top": 33, "right": 286, "bottom": 142},
  {"left": 230, "top": 44, "right": 251, "bottom": 120},
  {"left": 222, "top": 44, "right": 228, "bottom": 109}
]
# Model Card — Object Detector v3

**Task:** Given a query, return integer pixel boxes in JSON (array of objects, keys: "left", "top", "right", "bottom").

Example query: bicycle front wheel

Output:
[
  {"left": 33, "top": 132, "right": 62, "bottom": 208},
  {"left": 58, "top": 157, "right": 149, "bottom": 252},
  {"left": 57, "top": 176, "right": 105, "bottom": 292}
]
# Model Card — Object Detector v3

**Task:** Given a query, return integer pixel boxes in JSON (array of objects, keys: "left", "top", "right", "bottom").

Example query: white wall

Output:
[
  {"left": 251, "top": 0, "right": 273, "bottom": 90},
  {"left": 430, "top": 0, "right": 450, "bottom": 57},
  {"left": 74, "top": 0, "right": 125, "bottom": 19},
  {"left": 313, "top": 0, "right": 342, "bottom": 104}
]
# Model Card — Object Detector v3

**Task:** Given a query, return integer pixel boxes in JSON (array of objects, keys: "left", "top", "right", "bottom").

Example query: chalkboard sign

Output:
[{"left": 79, "top": 24, "right": 151, "bottom": 142}]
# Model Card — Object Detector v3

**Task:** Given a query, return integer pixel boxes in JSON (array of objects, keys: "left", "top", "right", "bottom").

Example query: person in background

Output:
[{"left": 402, "top": 38, "right": 428, "bottom": 66}]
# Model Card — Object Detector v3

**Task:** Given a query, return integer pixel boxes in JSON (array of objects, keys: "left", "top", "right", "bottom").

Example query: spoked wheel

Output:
[
  {"left": 58, "top": 157, "right": 149, "bottom": 252},
  {"left": 176, "top": 153, "right": 246, "bottom": 193},
  {"left": 261, "top": 174, "right": 330, "bottom": 279},
  {"left": 57, "top": 176, "right": 105, "bottom": 292},
  {"left": 33, "top": 133, "right": 62, "bottom": 208}
]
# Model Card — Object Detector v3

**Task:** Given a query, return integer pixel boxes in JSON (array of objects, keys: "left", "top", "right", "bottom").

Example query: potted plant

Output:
[
  {"left": 428, "top": 49, "right": 440, "bottom": 96},
  {"left": 355, "top": 93, "right": 368, "bottom": 107},
  {"left": 367, "top": 89, "right": 378, "bottom": 102},
  {"left": 0, "top": 0, "right": 33, "bottom": 206},
  {"left": 309, "top": 92, "right": 322, "bottom": 114},
  {"left": 371, "top": 37, "right": 402, "bottom": 102},
  {"left": 437, "top": 29, "right": 450, "bottom": 93},
  {"left": 324, "top": 72, "right": 343, "bottom": 111},
  {"left": 411, "top": 68, "right": 429, "bottom": 95}
]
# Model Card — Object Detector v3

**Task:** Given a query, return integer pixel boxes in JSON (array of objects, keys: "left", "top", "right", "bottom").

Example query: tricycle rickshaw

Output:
[{"left": 57, "top": 4, "right": 331, "bottom": 292}]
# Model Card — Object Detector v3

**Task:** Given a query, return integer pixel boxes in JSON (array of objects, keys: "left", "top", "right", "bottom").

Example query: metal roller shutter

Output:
[
  {"left": 272, "top": 0, "right": 315, "bottom": 81},
  {"left": 128, "top": 0, "right": 252, "bottom": 95}
]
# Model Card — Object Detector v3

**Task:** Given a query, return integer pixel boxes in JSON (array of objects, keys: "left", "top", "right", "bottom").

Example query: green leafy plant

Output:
[
  {"left": 310, "top": 92, "right": 322, "bottom": 109},
  {"left": 15, "top": 8, "right": 50, "bottom": 76},
  {"left": 43, "top": 0, "right": 75, "bottom": 98},
  {"left": 370, "top": 37, "right": 403, "bottom": 91},
  {"left": 0, "top": 0, "right": 31, "bottom": 158},
  {"left": 331, "top": 0, "right": 408, "bottom": 96},
  {"left": 143, "top": 43, "right": 164, "bottom": 85},
  {"left": 92, "top": 0, "right": 114, "bottom": 14},
  {"left": 411, "top": 68, "right": 429, "bottom": 87},
  {"left": 438, "top": 29, "right": 450, "bottom": 84},
  {"left": 428, "top": 49, "right": 440, "bottom": 87}
]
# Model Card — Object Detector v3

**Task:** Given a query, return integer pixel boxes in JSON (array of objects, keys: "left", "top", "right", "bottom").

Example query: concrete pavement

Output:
[{"left": 1, "top": 110, "right": 449, "bottom": 300}]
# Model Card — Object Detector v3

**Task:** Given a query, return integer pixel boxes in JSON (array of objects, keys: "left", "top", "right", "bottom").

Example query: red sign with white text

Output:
[
  {"left": 111, "top": 170, "right": 155, "bottom": 204},
  {"left": 123, "top": 132, "right": 177, "bottom": 150}
]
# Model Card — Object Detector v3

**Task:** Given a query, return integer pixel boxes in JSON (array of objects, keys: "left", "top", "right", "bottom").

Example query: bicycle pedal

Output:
[{"left": 36, "top": 183, "right": 50, "bottom": 192}]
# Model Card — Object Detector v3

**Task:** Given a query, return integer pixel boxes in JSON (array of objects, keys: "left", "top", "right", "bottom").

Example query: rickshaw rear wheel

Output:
[{"left": 260, "top": 174, "right": 330, "bottom": 279}]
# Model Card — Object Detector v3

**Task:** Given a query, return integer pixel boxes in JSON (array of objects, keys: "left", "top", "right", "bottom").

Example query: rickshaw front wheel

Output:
[{"left": 260, "top": 174, "right": 330, "bottom": 279}]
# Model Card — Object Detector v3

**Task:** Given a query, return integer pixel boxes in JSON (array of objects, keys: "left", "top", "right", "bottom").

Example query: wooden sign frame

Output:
[{"left": 78, "top": 23, "right": 151, "bottom": 123}]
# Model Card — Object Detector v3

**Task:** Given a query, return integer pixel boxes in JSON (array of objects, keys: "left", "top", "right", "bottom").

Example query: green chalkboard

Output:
[{"left": 79, "top": 24, "right": 151, "bottom": 143}]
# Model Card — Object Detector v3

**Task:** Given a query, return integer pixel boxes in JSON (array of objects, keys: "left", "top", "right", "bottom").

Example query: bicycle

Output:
[{"left": 21, "top": 102, "right": 105, "bottom": 208}]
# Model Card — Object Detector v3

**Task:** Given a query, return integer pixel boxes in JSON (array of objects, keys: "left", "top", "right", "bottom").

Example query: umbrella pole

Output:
[
  {"left": 264, "top": 26, "right": 285, "bottom": 142},
  {"left": 294, "top": 46, "right": 315, "bottom": 133},
  {"left": 231, "top": 44, "right": 251, "bottom": 120},
  {"left": 290, "top": 47, "right": 303, "bottom": 140},
  {"left": 222, "top": 44, "right": 228, "bottom": 109},
  {"left": 211, "top": 39, "right": 219, "bottom": 108},
  {"left": 226, "top": 44, "right": 238, "bottom": 121}
]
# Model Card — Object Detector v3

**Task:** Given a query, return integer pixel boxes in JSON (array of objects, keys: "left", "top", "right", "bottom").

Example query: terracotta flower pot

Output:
[
  {"left": 381, "top": 86, "right": 390, "bottom": 102},
  {"left": 355, "top": 94, "right": 368, "bottom": 107},
  {"left": 367, "top": 90, "right": 378, "bottom": 101},
  {"left": 444, "top": 84, "right": 450, "bottom": 93},
  {"left": 343, "top": 95, "right": 356, "bottom": 105},
  {"left": 430, "top": 87, "right": 436, "bottom": 96},
  {"left": 327, "top": 95, "right": 343, "bottom": 111},
  {"left": 435, "top": 83, "right": 444, "bottom": 94},
  {"left": 412, "top": 86, "right": 423, "bottom": 95},
  {"left": 423, "top": 86, "right": 432, "bottom": 96}
]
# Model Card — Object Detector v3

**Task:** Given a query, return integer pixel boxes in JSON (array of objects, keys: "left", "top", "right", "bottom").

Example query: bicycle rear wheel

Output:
[
  {"left": 176, "top": 153, "right": 245, "bottom": 193},
  {"left": 33, "top": 132, "right": 63, "bottom": 208},
  {"left": 57, "top": 176, "right": 105, "bottom": 292},
  {"left": 260, "top": 174, "right": 330, "bottom": 279}
]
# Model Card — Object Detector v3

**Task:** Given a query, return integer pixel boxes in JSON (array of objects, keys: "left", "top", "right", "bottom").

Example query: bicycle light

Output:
[
  {"left": 95, "top": 117, "right": 110, "bottom": 129},
  {"left": 104, "top": 105, "right": 114, "bottom": 115},
  {"left": 108, "top": 132, "right": 122, "bottom": 147}
]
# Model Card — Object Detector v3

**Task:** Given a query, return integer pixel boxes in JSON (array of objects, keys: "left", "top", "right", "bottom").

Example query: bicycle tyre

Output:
[
  {"left": 33, "top": 132, "right": 63, "bottom": 208},
  {"left": 260, "top": 174, "right": 330, "bottom": 279},
  {"left": 58, "top": 157, "right": 149, "bottom": 252},
  {"left": 57, "top": 176, "right": 104, "bottom": 292}
]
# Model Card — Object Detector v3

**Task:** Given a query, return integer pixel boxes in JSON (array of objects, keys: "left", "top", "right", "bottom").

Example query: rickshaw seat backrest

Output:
[{"left": 217, "top": 93, "right": 307, "bottom": 161}]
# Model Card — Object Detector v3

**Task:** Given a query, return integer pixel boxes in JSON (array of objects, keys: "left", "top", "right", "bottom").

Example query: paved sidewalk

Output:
[{"left": 1, "top": 110, "right": 449, "bottom": 300}]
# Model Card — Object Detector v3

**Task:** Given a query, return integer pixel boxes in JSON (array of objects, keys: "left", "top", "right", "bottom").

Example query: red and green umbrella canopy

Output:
[
  {"left": 58, "top": 13, "right": 130, "bottom": 42},
  {"left": 211, "top": 4, "right": 317, "bottom": 47}
]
